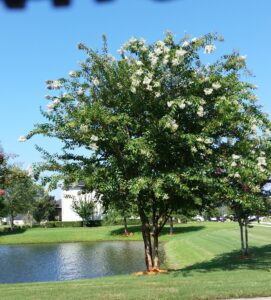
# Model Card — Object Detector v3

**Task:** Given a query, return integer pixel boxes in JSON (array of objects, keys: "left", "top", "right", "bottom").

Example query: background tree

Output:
[
  {"left": 71, "top": 194, "right": 95, "bottom": 226},
  {"left": 2, "top": 166, "right": 37, "bottom": 230},
  {"left": 26, "top": 32, "right": 271, "bottom": 270},
  {"left": 33, "top": 193, "right": 56, "bottom": 224}
]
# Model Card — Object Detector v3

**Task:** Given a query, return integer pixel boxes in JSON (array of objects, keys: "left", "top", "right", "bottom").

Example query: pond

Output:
[{"left": 0, "top": 241, "right": 156, "bottom": 284}]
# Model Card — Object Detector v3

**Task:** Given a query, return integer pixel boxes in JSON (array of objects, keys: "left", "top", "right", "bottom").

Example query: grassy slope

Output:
[{"left": 1, "top": 222, "right": 271, "bottom": 300}]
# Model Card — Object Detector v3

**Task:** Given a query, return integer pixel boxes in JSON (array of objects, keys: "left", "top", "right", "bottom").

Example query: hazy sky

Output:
[{"left": 1, "top": 0, "right": 271, "bottom": 170}]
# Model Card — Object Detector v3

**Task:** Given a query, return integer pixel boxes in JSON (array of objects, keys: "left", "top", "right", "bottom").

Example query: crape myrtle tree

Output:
[
  {"left": 71, "top": 193, "right": 95, "bottom": 226},
  {"left": 24, "top": 32, "right": 271, "bottom": 270},
  {"left": 211, "top": 133, "right": 271, "bottom": 256}
]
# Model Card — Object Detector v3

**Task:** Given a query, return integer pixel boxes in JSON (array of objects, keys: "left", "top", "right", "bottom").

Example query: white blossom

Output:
[
  {"left": 18, "top": 135, "right": 27, "bottom": 142},
  {"left": 69, "top": 71, "right": 77, "bottom": 78},
  {"left": 191, "top": 37, "right": 198, "bottom": 43},
  {"left": 163, "top": 46, "right": 170, "bottom": 54},
  {"left": 27, "top": 164, "right": 33, "bottom": 177},
  {"left": 47, "top": 103, "right": 55, "bottom": 113},
  {"left": 89, "top": 143, "right": 98, "bottom": 151},
  {"left": 129, "top": 37, "right": 137, "bottom": 44},
  {"left": 251, "top": 124, "right": 258, "bottom": 133},
  {"left": 231, "top": 161, "right": 237, "bottom": 167},
  {"left": 182, "top": 41, "right": 189, "bottom": 47},
  {"left": 178, "top": 101, "right": 186, "bottom": 109},
  {"left": 130, "top": 86, "right": 136, "bottom": 93},
  {"left": 156, "top": 40, "right": 165, "bottom": 47},
  {"left": 135, "top": 69, "right": 144, "bottom": 76},
  {"left": 163, "top": 56, "right": 169, "bottom": 65},
  {"left": 239, "top": 55, "right": 247, "bottom": 61},
  {"left": 155, "top": 92, "right": 161, "bottom": 98},
  {"left": 204, "top": 88, "right": 213, "bottom": 95},
  {"left": 176, "top": 49, "right": 187, "bottom": 57},
  {"left": 117, "top": 47, "right": 125, "bottom": 55},
  {"left": 143, "top": 76, "right": 152, "bottom": 85},
  {"left": 232, "top": 154, "right": 241, "bottom": 160},
  {"left": 77, "top": 88, "right": 84, "bottom": 96},
  {"left": 257, "top": 156, "right": 267, "bottom": 166},
  {"left": 135, "top": 60, "right": 143, "bottom": 66},
  {"left": 153, "top": 81, "right": 161, "bottom": 88},
  {"left": 167, "top": 101, "right": 174, "bottom": 108},
  {"left": 197, "top": 106, "right": 205, "bottom": 117},
  {"left": 131, "top": 78, "right": 140, "bottom": 87},
  {"left": 91, "top": 135, "right": 99, "bottom": 142},
  {"left": 191, "top": 146, "right": 197, "bottom": 153},
  {"left": 53, "top": 97, "right": 60, "bottom": 105},
  {"left": 204, "top": 44, "right": 216, "bottom": 54},
  {"left": 212, "top": 82, "right": 221, "bottom": 90},
  {"left": 52, "top": 80, "right": 61, "bottom": 89},
  {"left": 172, "top": 58, "right": 179, "bottom": 66},
  {"left": 154, "top": 47, "right": 163, "bottom": 55},
  {"left": 146, "top": 85, "right": 153, "bottom": 91},
  {"left": 93, "top": 78, "right": 100, "bottom": 86},
  {"left": 80, "top": 125, "right": 89, "bottom": 133},
  {"left": 234, "top": 172, "right": 241, "bottom": 178}
]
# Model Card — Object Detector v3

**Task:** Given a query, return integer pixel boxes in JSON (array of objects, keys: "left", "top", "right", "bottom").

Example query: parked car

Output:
[{"left": 192, "top": 215, "right": 204, "bottom": 222}]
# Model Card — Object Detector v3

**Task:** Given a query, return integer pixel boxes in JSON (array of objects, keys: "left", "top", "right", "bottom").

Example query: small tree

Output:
[
  {"left": 2, "top": 166, "right": 37, "bottom": 230},
  {"left": 33, "top": 194, "right": 56, "bottom": 224},
  {"left": 71, "top": 194, "right": 95, "bottom": 226}
]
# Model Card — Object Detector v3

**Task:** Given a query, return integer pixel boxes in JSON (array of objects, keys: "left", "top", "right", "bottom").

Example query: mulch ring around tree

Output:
[
  {"left": 121, "top": 232, "right": 134, "bottom": 237},
  {"left": 133, "top": 269, "right": 169, "bottom": 276}
]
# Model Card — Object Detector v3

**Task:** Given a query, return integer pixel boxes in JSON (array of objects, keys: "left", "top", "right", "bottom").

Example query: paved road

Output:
[{"left": 231, "top": 297, "right": 271, "bottom": 300}]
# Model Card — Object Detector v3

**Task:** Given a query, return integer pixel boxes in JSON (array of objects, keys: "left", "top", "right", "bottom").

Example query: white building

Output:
[{"left": 61, "top": 186, "right": 104, "bottom": 222}]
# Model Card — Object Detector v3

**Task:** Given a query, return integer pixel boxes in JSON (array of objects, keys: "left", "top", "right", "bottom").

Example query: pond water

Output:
[{"left": 0, "top": 241, "right": 153, "bottom": 284}]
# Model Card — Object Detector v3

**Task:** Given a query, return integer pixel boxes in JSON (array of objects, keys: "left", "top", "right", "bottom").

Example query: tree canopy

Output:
[{"left": 25, "top": 32, "right": 271, "bottom": 268}]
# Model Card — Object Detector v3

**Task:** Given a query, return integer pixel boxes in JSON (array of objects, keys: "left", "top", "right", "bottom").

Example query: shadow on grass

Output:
[
  {"left": 0, "top": 227, "right": 27, "bottom": 236},
  {"left": 110, "top": 225, "right": 205, "bottom": 237},
  {"left": 173, "top": 244, "right": 271, "bottom": 276}
]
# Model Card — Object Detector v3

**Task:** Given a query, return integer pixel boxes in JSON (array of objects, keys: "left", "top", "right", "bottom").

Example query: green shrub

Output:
[
  {"left": 44, "top": 221, "right": 83, "bottom": 228},
  {"left": 102, "top": 218, "right": 141, "bottom": 226}
]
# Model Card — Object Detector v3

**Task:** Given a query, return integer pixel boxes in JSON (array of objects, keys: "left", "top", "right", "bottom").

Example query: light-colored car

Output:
[{"left": 192, "top": 215, "right": 204, "bottom": 222}]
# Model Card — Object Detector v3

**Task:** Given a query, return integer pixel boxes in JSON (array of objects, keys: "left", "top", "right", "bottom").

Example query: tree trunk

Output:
[
  {"left": 153, "top": 230, "right": 159, "bottom": 270},
  {"left": 10, "top": 214, "right": 14, "bottom": 231},
  {"left": 238, "top": 219, "right": 245, "bottom": 256},
  {"left": 244, "top": 220, "right": 249, "bottom": 256},
  {"left": 142, "top": 224, "right": 153, "bottom": 271},
  {"left": 169, "top": 216, "right": 174, "bottom": 235},
  {"left": 123, "top": 216, "right": 128, "bottom": 234}
]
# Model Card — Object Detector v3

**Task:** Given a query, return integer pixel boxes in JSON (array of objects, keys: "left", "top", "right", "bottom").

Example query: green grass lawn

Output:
[{"left": 0, "top": 222, "right": 271, "bottom": 300}]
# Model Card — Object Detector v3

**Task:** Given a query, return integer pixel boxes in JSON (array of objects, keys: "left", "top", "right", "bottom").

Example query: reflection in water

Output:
[{"left": 0, "top": 241, "right": 161, "bottom": 284}]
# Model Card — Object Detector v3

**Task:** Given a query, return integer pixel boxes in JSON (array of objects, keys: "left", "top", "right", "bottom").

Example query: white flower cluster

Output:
[
  {"left": 204, "top": 88, "right": 213, "bottom": 95},
  {"left": 197, "top": 106, "right": 205, "bottom": 117},
  {"left": 165, "top": 118, "right": 178, "bottom": 132},
  {"left": 257, "top": 156, "right": 267, "bottom": 172},
  {"left": 92, "top": 77, "right": 100, "bottom": 87},
  {"left": 77, "top": 87, "right": 84, "bottom": 96},
  {"left": 47, "top": 97, "right": 61, "bottom": 113},
  {"left": 204, "top": 44, "right": 216, "bottom": 54},
  {"left": 89, "top": 135, "right": 99, "bottom": 151},
  {"left": 232, "top": 154, "right": 241, "bottom": 160},
  {"left": 212, "top": 82, "right": 221, "bottom": 90},
  {"left": 46, "top": 80, "right": 62, "bottom": 90},
  {"left": 167, "top": 99, "right": 186, "bottom": 109},
  {"left": 80, "top": 125, "right": 89, "bottom": 133},
  {"left": 69, "top": 71, "right": 77, "bottom": 78},
  {"left": 18, "top": 135, "right": 27, "bottom": 142}
]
